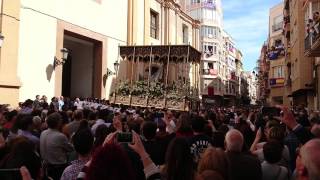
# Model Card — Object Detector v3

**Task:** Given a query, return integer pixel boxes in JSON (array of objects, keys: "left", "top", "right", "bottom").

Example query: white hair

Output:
[
  {"left": 225, "top": 129, "right": 244, "bottom": 152},
  {"left": 300, "top": 139, "right": 320, "bottom": 180}
]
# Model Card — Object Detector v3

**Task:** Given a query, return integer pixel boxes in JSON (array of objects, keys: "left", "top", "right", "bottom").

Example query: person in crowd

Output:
[
  {"left": 261, "top": 140, "right": 289, "bottom": 180},
  {"left": 175, "top": 113, "right": 193, "bottom": 138},
  {"left": 198, "top": 147, "right": 229, "bottom": 180},
  {"left": 295, "top": 138, "right": 320, "bottom": 180},
  {"left": 92, "top": 124, "right": 111, "bottom": 152},
  {"left": 225, "top": 129, "right": 262, "bottom": 180},
  {"left": 161, "top": 137, "right": 195, "bottom": 180},
  {"left": 32, "top": 116, "right": 42, "bottom": 138},
  {"left": 3, "top": 110, "right": 17, "bottom": 130},
  {"left": 141, "top": 121, "right": 166, "bottom": 165},
  {"left": 0, "top": 137, "right": 42, "bottom": 180},
  {"left": 18, "top": 115, "right": 40, "bottom": 147},
  {"left": 33, "top": 95, "right": 41, "bottom": 110},
  {"left": 251, "top": 126, "right": 290, "bottom": 168},
  {"left": 61, "top": 127, "right": 94, "bottom": 180},
  {"left": 40, "top": 112, "right": 73, "bottom": 180},
  {"left": 20, "top": 100, "right": 33, "bottom": 114},
  {"left": 189, "top": 115, "right": 212, "bottom": 163},
  {"left": 65, "top": 110, "right": 84, "bottom": 137},
  {"left": 58, "top": 96, "right": 64, "bottom": 111},
  {"left": 74, "top": 98, "right": 83, "bottom": 110}
]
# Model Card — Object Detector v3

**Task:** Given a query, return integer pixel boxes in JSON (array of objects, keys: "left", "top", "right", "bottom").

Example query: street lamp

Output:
[
  {"left": 0, "top": 33, "right": 4, "bottom": 47},
  {"left": 54, "top": 48, "right": 69, "bottom": 67},
  {"left": 114, "top": 59, "right": 120, "bottom": 74}
]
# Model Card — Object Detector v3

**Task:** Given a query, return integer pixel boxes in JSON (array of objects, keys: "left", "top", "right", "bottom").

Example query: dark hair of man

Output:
[
  {"left": 142, "top": 121, "right": 157, "bottom": 140},
  {"left": 5, "top": 110, "right": 18, "bottom": 122},
  {"left": 20, "top": 115, "right": 34, "bottom": 131},
  {"left": 46, "top": 112, "right": 62, "bottom": 129},
  {"left": 74, "top": 110, "right": 84, "bottom": 121},
  {"left": 191, "top": 115, "right": 206, "bottom": 133},
  {"left": 263, "top": 140, "right": 283, "bottom": 164},
  {"left": 72, "top": 127, "right": 94, "bottom": 155},
  {"left": 165, "top": 137, "right": 195, "bottom": 180}
]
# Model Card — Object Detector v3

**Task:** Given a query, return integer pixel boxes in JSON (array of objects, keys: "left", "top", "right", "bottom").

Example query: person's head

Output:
[
  {"left": 2, "top": 137, "right": 41, "bottom": 180},
  {"left": 86, "top": 143, "right": 135, "bottom": 180},
  {"left": 165, "top": 137, "right": 195, "bottom": 180},
  {"left": 196, "top": 170, "right": 224, "bottom": 180},
  {"left": 5, "top": 110, "right": 18, "bottom": 122},
  {"left": 296, "top": 139, "right": 320, "bottom": 180},
  {"left": 177, "top": 113, "right": 192, "bottom": 133},
  {"left": 264, "top": 120, "right": 280, "bottom": 136},
  {"left": 35, "top": 95, "right": 40, "bottom": 100},
  {"left": 46, "top": 112, "right": 62, "bottom": 129},
  {"left": 94, "top": 124, "right": 112, "bottom": 148},
  {"left": 198, "top": 147, "right": 228, "bottom": 179},
  {"left": 60, "top": 96, "right": 64, "bottom": 101},
  {"left": 225, "top": 129, "right": 244, "bottom": 152},
  {"left": 73, "top": 110, "right": 84, "bottom": 121},
  {"left": 72, "top": 127, "right": 94, "bottom": 156},
  {"left": 267, "top": 126, "right": 285, "bottom": 143},
  {"left": 191, "top": 116, "right": 206, "bottom": 133},
  {"left": 141, "top": 121, "right": 157, "bottom": 140},
  {"left": 263, "top": 140, "right": 283, "bottom": 164},
  {"left": 20, "top": 115, "right": 34, "bottom": 131}
]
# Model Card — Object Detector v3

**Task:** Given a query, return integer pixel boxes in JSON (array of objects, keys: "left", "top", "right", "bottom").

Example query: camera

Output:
[{"left": 116, "top": 132, "right": 133, "bottom": 143}]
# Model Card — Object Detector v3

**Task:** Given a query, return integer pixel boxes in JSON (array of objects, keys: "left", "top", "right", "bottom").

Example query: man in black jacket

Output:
[{"left": 225, "top": 129, "right": 262, "bottom": 180}]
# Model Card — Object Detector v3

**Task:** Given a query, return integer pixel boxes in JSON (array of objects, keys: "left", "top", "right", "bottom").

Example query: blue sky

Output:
[{"left": 223, "top": 0, "right": 282, "bottom": 71}]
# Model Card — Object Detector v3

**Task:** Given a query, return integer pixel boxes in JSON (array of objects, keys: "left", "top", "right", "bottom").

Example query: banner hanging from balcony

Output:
[{"left": 270, "top": 78, "right": 285, "bottom": 86}]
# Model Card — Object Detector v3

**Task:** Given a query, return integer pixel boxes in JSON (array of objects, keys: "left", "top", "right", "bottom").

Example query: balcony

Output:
[
  {"left": 305, "top": 26, "right": 320, "bottom": 56},
  {"left": 186, "top": 1, "right": 216, "bottom": 11},
  {"left": 269, "top": 78, "right": 285, "bottom": 87},
  {"left": 267, "top": 45, "right": 285, "bottom": 60}
]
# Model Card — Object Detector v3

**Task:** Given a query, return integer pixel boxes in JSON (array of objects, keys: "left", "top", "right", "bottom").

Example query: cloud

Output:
[{"left": 223, "top": 0, "right": 282, "bottom": 70}]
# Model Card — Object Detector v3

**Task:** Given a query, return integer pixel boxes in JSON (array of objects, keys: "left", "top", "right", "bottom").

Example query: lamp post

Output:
[
  {"left": 0, "top": 33, "right": 4, "bottom": 47},
  {"left": 54, "top": 48, "right": 69, "bottom": 67},
  {"left": 112, "top": 59, "right": 120, "bottom": 104}
]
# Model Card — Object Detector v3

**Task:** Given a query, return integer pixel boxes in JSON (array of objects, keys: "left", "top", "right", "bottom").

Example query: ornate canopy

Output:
[{"left": 120, "top": 45, "right": 201, "bottom": 63}]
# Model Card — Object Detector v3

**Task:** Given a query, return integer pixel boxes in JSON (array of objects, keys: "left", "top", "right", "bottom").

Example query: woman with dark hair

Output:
[
  {"left": 162, "top": 137, "right": 195, "bottom": 180},
  {"left": 85, "top": 143, "right": 136, "bottom": 180},
  {"left": 0, "top": 137, "right": 42, "bottom": 180},
  {"left": 176, "top": 113, "right": 193, "bottom": 138}
]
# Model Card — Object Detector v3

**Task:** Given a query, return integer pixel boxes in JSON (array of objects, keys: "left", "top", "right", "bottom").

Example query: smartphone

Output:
[
  {"left": 262, "top": 107, "right": 281, "bottom": 117},
  {"left": 116, "top": 132, "right": 133, "bottom": 143}
]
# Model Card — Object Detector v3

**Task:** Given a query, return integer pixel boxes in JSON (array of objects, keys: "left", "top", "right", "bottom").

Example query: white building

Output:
[{"left": 181, "top": 0, "right": 241, "bottom": 106}]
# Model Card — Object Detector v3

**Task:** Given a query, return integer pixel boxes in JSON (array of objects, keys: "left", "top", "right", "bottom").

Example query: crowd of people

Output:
[{"left": 0, "top": 95, "right": 320, "bottom": 180}]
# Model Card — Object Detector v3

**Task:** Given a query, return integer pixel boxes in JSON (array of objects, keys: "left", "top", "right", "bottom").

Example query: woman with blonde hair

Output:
[{"left": 198, "top": 147, "right": 229, "bottom": 180}]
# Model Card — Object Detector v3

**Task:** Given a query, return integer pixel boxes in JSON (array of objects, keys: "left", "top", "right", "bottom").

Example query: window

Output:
[
  {"left": 191, "top": 0, "right": 200, "bottom": 4},
  {"left": 273, "top": 15, "right": 283, "bottom": 32},
  {"left": 150, "top": 10, "right": 158, "bottom": 39},
  {"left": 202, "top": 42, "right": 218, "bottom": 58},
  {"left": 272, "top": 66, "right": 284, "bottom": 78},
  {"left": 183, "top": 25, "right": 188, "bottom": 44},
  {"left": 208, "top": 62, "right": 213, "bottom": 69}
]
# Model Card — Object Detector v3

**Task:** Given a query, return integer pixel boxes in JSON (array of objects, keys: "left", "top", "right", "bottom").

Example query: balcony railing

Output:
[
  {"left": 267, "top": 45, "right": 285, "bottom": 60},
  {"left": 187, "top": 1, "right": 216, "bottom": 10}
]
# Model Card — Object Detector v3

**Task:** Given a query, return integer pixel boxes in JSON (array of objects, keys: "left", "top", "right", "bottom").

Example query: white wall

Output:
[
  {"left": 18, "top": 0, "right": 128, "bottom": 100},
  {"left": 17, "top": 9, "right": 57, "bottom": 101}
]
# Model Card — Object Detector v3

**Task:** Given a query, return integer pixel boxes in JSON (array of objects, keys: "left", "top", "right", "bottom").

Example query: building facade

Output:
[
  {"left": 0, "top": 0, "right": 200, "bottom": 106},
  {"left": 181, "top": 0, "right": 243, "bottom": 106},
  {"left": 303, "top": 0, "right": 320, "bottom": 110},
  {"left": 265, "top": 2, "right": 288, "bottom": 106},
  {"left": 284, "top": 0, "right": 315, "bottom": 110}
]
